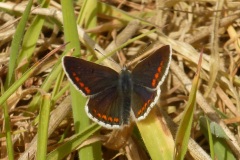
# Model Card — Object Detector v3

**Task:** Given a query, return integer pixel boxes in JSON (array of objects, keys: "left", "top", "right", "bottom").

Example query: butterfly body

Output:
[
  {"left": 117, "top": 69, "right": 132, "bottom": 125},
  {"left": 62, "top": 45, "right": 172, "bottom": 129}
]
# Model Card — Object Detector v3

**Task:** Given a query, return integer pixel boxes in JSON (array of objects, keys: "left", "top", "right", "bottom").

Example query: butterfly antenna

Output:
[
  {"left": 126, "top": 41, "right": 152, "bottom": 68},
  {"left": 94, "top": 48, "right": 121, "bottom": 68}
]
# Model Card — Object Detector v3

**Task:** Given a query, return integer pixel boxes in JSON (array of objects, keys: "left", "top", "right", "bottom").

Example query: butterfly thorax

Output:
[{"left": 118, "top": 68, "right": 132, "bottom": 124}]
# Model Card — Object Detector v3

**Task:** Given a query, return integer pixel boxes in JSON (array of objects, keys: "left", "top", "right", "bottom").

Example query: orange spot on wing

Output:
[
  {"left": 102, "top": 115, "right": 107, "bottom": 120},
  {"left": 157, "top": 62, "right": 164, "bottom": 72},
  {"left": 143, "top": 103, "right": 147, "bottom": 110},
  {"left": 137, "top": 96, "right": 155, "bottom": 116},
  {"left": 75, "top": 77, "right": 80, "bottom": 82},
  {"left": 72, "top": 72, "right": 77, "bottom": 76},
  {"left": 138, "top": 103, "right": 146, "bottom": 116},
  {"left": 79, "top": 82, "right": 84, "bottom": 87},
  {"left": 155, "top": 73, "right": 159, "bottom": 79},
  {"left": 147, "top": 100, "right": 151, "bottom": 104},
  {"left": 84, "top": 87, "right": 91, "bottom": 94},
  {"left": 152, "top": 79, "right": 156, "bottom": 87},
  {"left": 97, "top": 113, "right": 101, "bottom": 118},
  {"left": 138, "top": 110, "right": 142, "bottom": 116},
  {"left": 91, "top": 109, "right": 119, "bottom": 124},
  {"left": 108, "top": 117, "right": 113, "bottom": 122},
  {"left": 114, "top": 118, "right": 119, "bottom": 123}
]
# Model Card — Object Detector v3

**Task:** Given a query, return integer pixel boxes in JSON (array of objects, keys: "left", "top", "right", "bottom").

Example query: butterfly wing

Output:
[
  {"left": 62, "top": 56, "right": 119, "bottom": 96},
  {"left": 131, "top": 85, "right": 160, "bottom": 119},
  {"left": 86, "top": 86, "right": 130, "bottom": 129},
  {"left": 131, "top": 45, "right": 172, "bottom": 119},
  {"left": 132, "top": 45, "right": 172, "bottom": 89},
  {"left": 63, "top": 56, "right": 128, "bottom": 128}
]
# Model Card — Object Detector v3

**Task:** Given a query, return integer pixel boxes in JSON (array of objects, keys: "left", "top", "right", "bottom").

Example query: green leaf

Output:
[
  {"left": 200, "top": 116, "right": 236, "bottom": 160},
  {"left": 137, "top": 108, "right": 174, "bottom": 160}
]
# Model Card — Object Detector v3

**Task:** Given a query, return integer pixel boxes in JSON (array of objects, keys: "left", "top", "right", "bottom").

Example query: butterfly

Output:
[{"left": 62, "top": 45, "right": 172, "bottom": 129}]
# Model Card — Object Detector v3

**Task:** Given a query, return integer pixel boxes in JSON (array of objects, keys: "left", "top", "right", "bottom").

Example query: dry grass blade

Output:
[{"left": 0, "top": 0, "right": 240, "bottom": 159}]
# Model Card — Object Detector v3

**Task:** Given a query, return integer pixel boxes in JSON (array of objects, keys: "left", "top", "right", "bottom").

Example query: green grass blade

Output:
[
  {"left": 77, "top": 0, "right": 97, "bottom": 39},
  {"left": 0, "top": 44, "right": 66, "bottom": 109},
  {"left": 5, "top": 0, "right": 33, "bottom": 88},
  {"left": 36, "top": 94, "right": 51, "bottom": 160},
  {"left": 0, "top": 67, "right": 37, "bottom": 109},
  {"left": 28, "top": 63, "right": 62, "bottom": 111},
  {"left": 61, "top": 0, "right": 81, "bottom": 128},
  {"left": 1, "top": 83, "right": 14, "bottom": 159},
  {"left": 0, "top": 2, "right": 38, "bottom": 154},
  {"left": 200, "top": 116, "right": 236, "bottom": 160},
  {"left": 206, "top": 116, "right": 215, "bottom": 159},
  {"left": 137, "top": 108, "right": 174, "bottom": 160},
  {"left": 96, "top": 1, "right": 152, "bottom": 26},
  {"left": 96, "top": 29, "right": 156, "bottom": 64},
  {"left": 77, "top": 0, "right": 101, "bottom": 158},
  {"left": 174, "top": 52, "right": 202, "bottom": 160},
  {"left": 17, "top": 0, "right": 50, "bottom": 72},
  {"left": 46, "top": 124, "right": 100, "bottom": 160},
  {"left": 51, "top": 67, "right": 64, "bottom": 103},
  {"left": 61, "top": 0, "right": 101, "bottom": 160},
  {"left": 3, "top": 102, "right": 14, "bottom": 160},
  {"left": 52, "top": 83, "right": 69, "bottom": 103}
]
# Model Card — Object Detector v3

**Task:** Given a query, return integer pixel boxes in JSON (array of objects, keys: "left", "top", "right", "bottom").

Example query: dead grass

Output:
[{"left": 0, "top": 0, "right": 240, "bottom": 159}]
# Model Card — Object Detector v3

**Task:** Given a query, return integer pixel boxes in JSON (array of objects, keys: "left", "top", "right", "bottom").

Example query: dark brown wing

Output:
[
  {"left": 62, "top": 56, "right": 119, "bottom": 96},
  {"left": 132, "top": 45, "right": 172, "bottom": 89}
]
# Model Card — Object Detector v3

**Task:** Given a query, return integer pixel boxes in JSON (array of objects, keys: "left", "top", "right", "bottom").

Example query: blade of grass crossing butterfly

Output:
[{"left": 61, "top": 0, "right": 101, "bottom": 159}]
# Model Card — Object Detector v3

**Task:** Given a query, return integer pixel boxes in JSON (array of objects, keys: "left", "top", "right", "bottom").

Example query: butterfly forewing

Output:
[
  {"left": 132, "top": 45, "right": 172, "bottom": 89},
  {"left": 62, "top": 56, "right": 119, "bottom": 96},
  {"left": 131, "top": 45, "right": 171, "bottom": 120}
]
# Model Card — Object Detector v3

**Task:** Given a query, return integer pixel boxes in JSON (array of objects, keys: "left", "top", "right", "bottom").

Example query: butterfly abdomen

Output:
[{"left": 118, "top": 69, "right": 133, "bottom": 125}]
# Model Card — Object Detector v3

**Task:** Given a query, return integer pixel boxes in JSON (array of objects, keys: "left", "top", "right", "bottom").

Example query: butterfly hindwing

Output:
[
  {"left": 131, "top": 84, "right": 160, "bottom": 120},
  {"left": 132, "top": 45, "right": 172, "bottom": 89},
  {"left": 62, "top": 56, "right": 119, "bottom": 96},
  {"left": 86, "top": 86, "right": 130, "bottom": 128}
]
